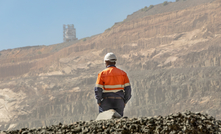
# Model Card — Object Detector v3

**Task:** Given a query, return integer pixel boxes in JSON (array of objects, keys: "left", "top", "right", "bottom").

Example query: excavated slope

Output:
[{"left": 125, "top": 0, "right": 215, "bottom": 22}]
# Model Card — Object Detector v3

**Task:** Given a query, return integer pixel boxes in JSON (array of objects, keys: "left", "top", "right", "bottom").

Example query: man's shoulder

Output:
[
  {"left": 115, "top": 67, "right": 127, "bottom": 75},
  {"left": 99, "top": 67, "right": 127, "bottom": 75},
  {"left": 98, "top": 68, "right": 109, "bottom": 75},
  {"left": 100, "top": 68, "right": 109, "bottom": 73}
]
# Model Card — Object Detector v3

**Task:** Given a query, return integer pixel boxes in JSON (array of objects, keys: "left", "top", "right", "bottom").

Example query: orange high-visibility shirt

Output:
[{"left": 95, "top": 66, "right": 130, "bottom": 93}]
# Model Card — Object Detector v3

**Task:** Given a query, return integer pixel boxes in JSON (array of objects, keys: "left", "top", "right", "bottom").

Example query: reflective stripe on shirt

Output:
[
  {"left": 104, "top": 83, "right": 130, "bottom": 89},
  {"left": 95, "top": 84, "right": 103, "bottom": 88},
  {"left": 103, "top": 89, "right": 123, "bottom": 93},
  {"left": 96, "top": 83, "right": 130, "bottom": 89},
  {"left": 124, "top": 83, "right": 130, "bottom": 87}
]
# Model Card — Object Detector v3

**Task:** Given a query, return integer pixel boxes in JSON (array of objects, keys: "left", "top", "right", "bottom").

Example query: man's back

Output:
[
  {"left": 94, "top": 52, "right": 132, "bottom": 116},
  {"left": 97, "top": 66, "right": 130, "bottom": 92}
]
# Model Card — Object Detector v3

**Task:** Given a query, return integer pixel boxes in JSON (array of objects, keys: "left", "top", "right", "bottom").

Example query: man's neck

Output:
[{"left": 107, "top": 65, "right": 116, "bottom": 68}]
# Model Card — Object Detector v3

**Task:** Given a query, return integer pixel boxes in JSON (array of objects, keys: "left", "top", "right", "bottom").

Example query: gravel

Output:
[{"left": 2, "top": 111, "right": 221, "bottom": 134}]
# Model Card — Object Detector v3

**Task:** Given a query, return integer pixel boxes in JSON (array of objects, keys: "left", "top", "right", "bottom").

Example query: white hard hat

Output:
[{"left": 104, "top": 52, "right": 117, "bottom": 62}]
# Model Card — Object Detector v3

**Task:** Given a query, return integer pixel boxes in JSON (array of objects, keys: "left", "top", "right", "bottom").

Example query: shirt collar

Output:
[{"left": 107, "top": 65, "right": 116, "bottom": 68}]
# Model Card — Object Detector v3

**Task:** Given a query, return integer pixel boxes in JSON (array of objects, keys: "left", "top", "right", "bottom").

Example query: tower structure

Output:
[{"left": 63, "top": 24, "right": 78, "bottom": 42}]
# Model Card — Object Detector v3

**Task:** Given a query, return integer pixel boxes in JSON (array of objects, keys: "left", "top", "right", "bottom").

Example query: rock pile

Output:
[{"left": 2, "top": 111, "right": 221, "bottom": 134}]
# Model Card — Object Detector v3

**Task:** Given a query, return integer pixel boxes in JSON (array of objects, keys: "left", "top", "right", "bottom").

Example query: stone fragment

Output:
[{"left": 95, "top": 109, "right": 122, "bottom": 121}]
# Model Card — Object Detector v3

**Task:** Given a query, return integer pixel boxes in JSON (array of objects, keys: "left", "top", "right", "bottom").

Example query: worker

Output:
[{"left": 94, "top": 52, "right": 132, "bottom": 116}]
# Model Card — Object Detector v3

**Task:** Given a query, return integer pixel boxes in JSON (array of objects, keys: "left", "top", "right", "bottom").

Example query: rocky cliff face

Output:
[{"left": 1, "top": 0, "right": 221, "bottom": 130}]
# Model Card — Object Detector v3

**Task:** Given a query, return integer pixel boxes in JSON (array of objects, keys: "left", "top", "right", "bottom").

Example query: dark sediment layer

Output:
[{"left": 2, "top": 111, "right": 221, "bottom": 134}]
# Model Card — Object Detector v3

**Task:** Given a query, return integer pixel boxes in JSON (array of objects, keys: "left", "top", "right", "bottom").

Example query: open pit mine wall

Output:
[
  {"left": 0, "top": 0, "right": 221, "bottom": 79},
  {"left": 3, "top": 91, "right": 98, "bottom": 130},
  {"left": 2, "top": 44, "right": 221, "bottom": 130},
  {"left": 1, "top": 39, "right": 221, "bottom": 130},
  {"left": 1, "top": 66, "right": 221, "bottom": 131}
]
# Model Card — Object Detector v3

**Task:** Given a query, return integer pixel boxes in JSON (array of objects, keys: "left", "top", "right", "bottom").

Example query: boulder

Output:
[{"left": 95, "top": 109, "right": 122, "bottom": 120}]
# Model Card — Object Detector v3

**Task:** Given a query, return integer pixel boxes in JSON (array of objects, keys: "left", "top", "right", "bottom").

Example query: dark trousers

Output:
[{"left": 99, "top": 98, "right": 125, "bottom": 116}]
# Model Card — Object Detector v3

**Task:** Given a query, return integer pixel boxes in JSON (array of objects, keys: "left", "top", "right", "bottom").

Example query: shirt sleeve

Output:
[
  {"left": 124, "top": 73, "right": 132, "bottom": 104},
  {"left": 124, "top": 86, "right": 132, "bottom": 104},
  {"left": 94, "top": 72, "right": 104, "bottom": 104}
]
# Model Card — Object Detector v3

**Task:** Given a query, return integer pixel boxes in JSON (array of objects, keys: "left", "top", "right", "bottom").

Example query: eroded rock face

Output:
[
  {"left": 0, "top": 0, "right": 221, "bottom": 131},
  {"left": 2, "top": 111, "right": 221, "bottom": 134},
  {"left": 125, "top": 67, "right": 221, "bottom": 119}
]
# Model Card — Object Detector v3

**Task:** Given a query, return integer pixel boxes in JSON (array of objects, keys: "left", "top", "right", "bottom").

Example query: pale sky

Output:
[{"left": 0, "top": 0, "right": 175, "bottom": 51}]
